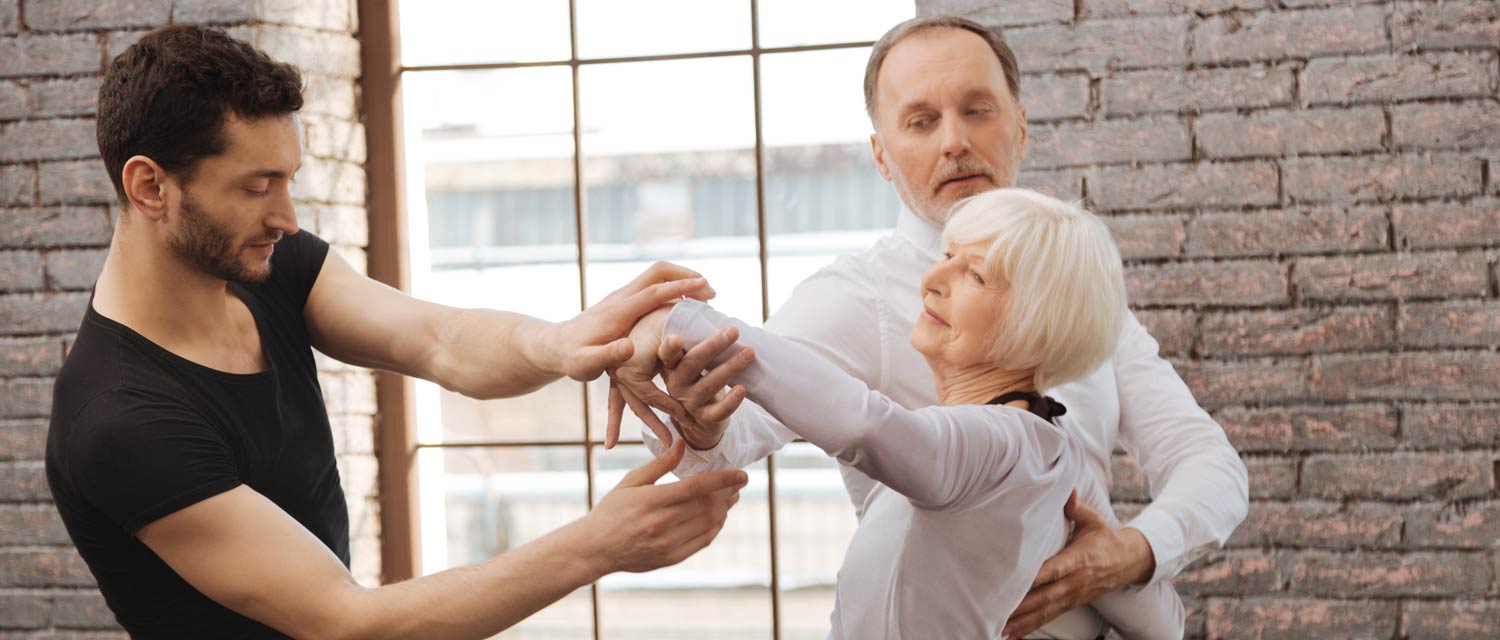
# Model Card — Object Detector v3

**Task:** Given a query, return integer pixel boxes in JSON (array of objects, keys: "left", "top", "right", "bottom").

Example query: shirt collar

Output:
[{"left": 895, "top": 207, "right": 944, "bottom": 261}]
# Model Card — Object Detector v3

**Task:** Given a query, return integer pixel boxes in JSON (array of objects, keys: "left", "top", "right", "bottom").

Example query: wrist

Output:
[
  {"left": 555, "top": 517, "right": 613, "bottom": 583},
  {"left": 1119, "top": 526, "right": 1157, "bottom": 585},
  {"left": 675, "top": 418, "right": 724, "bottom": 451},
  {"left": 526, "top": 319, "right": 569, "bottom": 379}
]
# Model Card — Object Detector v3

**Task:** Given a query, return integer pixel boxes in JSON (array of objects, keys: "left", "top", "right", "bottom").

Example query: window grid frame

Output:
[{"left": 380, "top": 2, "right": 883, "bottom": 637}]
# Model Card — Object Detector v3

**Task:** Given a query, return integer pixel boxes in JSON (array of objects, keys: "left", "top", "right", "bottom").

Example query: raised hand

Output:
[
  {"left": 656, "top": 326, "right": 756, "bottom": 451},
  {"left": 578, "top": 439, "right": 748, "bottom": 574},
  {"left": 547, "top": 262, "right": 713, "bottom": 383}
]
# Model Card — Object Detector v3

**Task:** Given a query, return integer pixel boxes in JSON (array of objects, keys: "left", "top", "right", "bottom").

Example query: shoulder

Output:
[{"left": 260, "top": 230, "right": 331, "bottom": 307}]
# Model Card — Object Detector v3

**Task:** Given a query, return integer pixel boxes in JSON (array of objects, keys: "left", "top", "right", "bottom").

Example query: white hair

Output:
[{"left": 941, "top": 188, "right": 1127, "bottom": 392}]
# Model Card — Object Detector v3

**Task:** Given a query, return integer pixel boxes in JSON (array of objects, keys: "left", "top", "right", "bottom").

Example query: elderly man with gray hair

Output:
[{"left": 610, "top": 15, "right": 1248, "bottom": 639}]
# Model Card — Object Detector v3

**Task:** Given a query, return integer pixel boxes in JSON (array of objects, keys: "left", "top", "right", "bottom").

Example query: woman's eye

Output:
[{"left": 970, "top": 270, "right": 985, "bottom": 285}]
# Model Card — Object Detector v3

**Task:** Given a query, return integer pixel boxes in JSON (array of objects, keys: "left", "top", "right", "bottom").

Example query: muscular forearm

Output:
[
  {"left": 331, "top": 521, "right": 603, "bottom": 640},
  {"left": 424, "top": 307, "right": 564, "bottom": 399}
]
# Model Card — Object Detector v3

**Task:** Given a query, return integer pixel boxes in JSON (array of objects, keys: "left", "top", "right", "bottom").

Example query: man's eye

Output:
[
  {"left": 909, "top": 118, "right": 932, "bottom": 129},
  {"left": 245, "top": 188, "right": 269, "bottom": 198}
]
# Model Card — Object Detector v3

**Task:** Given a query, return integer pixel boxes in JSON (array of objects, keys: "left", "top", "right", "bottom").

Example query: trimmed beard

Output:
[{"left": 168, "top": 190, "right": 272, "bottom": 285}]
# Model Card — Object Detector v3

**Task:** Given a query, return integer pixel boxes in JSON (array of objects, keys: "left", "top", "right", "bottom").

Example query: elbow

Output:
[{"left": 297, "top": 585, "right": 378, "bottom": 640}]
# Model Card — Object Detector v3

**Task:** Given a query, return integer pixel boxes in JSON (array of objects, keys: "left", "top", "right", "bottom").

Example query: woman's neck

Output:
[{"left": 930, "top": 358, "right": 1036, "bottom": 406}]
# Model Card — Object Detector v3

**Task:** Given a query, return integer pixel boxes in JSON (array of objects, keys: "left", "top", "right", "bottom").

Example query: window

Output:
[{"left": 387, "top": 2, "right": 914, "bottom": 637}]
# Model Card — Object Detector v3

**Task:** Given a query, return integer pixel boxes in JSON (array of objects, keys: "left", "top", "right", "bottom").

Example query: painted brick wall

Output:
[
  {"left": 0, "top": 0, "right": 377, "bottom": 635},
  {"left": 916, "top": 0, "right": 1500, "bottom": 637}
]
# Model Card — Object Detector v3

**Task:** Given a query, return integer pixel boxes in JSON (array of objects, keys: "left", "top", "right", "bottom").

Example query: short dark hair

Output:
[
  {"left": 97, "top": 24, "right": 304, "bottom": 206},
  {"left": 863, "top": 16, "right": 1022, "bottom": 121}
]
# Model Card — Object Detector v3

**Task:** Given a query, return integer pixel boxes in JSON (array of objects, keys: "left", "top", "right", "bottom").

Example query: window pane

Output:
[
  {"left": 404, "top": 67, "right": 586, "bottom": 444},
  {"left": 759, "top": 48, "right": 901, "bottom": 314},
  {"left": 774, "top": 443, "right": 858, "bottom": 639},
  {"left": 575, "top": 0, "right": 749, "bottom": 59},
  {"left": 592, "top": 446, "right": 773, "bottom": 639},
  {"left": 417, "top": 446, "right": 593, "bottom": 638},
  {"left": 576, "top": 57, "right": 762, "bottom": 441},
  {"left": 400, "top": 0, "right": 570, "bottom": 66},
  {"left": 757, "top": 0, "right": 913, "bottom": 48}
]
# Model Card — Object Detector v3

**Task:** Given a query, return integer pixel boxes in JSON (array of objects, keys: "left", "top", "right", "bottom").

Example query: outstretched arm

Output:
[
  {"left": 659, "top": 299, "right": 1067, "bottom": 510},
  {"left": 138, "top": 441, "right": 746, "bottom": 640},
  {"left": 306, "top": 256, "right": 713, "bottom": 401}
]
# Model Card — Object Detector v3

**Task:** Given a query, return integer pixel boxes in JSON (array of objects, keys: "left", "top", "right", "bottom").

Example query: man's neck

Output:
[{"left": 93, "top": 225, "right": 241, "bottom": 348}]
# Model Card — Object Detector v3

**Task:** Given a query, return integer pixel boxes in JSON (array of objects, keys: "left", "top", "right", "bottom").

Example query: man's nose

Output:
[
  {"left": 939, "top": 115, "right": 971, "bottom": 157},
  {"left": 268, "top": 186, "right": 300, "bottom": 235}
]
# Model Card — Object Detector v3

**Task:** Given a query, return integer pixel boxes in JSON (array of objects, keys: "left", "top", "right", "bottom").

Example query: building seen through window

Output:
[{"left": 397, "top": 2, "right": 914, "bottom": 637}]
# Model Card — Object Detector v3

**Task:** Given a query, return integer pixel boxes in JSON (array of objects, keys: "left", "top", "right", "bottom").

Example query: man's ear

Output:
[
  {"left": 870, "top": 133, "right": 893, "bottom": 183},
  {"left": 121, "top": 155, "right": 170, "bottom": 221},
  {"left": 1015, "top": 104, "right": 1029, "bottom": 161}
]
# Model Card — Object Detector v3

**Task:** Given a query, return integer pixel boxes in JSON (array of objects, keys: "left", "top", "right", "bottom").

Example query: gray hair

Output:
[{"left": 863, "top": 16, "right": 1023, "bottom": 121}]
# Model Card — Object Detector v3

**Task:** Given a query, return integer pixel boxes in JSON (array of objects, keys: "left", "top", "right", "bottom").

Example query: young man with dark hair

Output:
[{"left": 47, "top": 24, "right": 746, "bottom": 639}]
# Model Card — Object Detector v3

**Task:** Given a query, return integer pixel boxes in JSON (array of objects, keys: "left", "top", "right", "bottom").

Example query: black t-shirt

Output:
[{"left": 46, "top": 231, "right": 347, "bottom": 639}]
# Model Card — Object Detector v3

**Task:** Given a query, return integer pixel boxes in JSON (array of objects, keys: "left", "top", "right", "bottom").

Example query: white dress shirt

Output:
[
  {"left": 664, "top": 300, "right": 1185, "bottom": 640},
  {"left": 645, "top": 210, "right": 1247, "bottom": 634}
]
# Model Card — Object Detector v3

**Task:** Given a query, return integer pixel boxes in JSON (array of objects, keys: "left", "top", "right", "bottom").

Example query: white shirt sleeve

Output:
[
  {"left": 1113, "top": 311, "right": 1251, "bottom": 583},
  {"left": 1071, "top": 455, "right": 1187, "bottom": 639},
  {"left": 642, "top": 260, "right": 889, "bottom": 478},
  {"left": 663, "top": 299, "right": 1064, "bottom": 511}
]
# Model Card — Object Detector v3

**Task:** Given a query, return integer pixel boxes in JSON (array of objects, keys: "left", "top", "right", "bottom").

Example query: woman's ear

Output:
[{"left": 121, "top": 155, "right": 170, "bottom": 221}]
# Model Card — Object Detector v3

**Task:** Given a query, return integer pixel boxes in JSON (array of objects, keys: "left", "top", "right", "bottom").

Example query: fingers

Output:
[
  {"left": 1065, "top": 491, "right": 1109, "bottom": 529},
  {"left": 615, "top": 278, "right": 712, "bottom": 324},
  {"left": 669, "top": 327, "right": 740, "bottom": 388},
  {"left": 687, "top": 347, "right": 754, "bottom": 406},
  {"left": 658, "top": 334, "right": 686, "bottom": 370},
  {"left": 620, "top": 261, "right": 705, "bottom": 297},
  {"left": 605, "top": 378, "right": 624, "bottom": 449},
  {"left": 1029, "top": 549, "right": 1072, "bottom": 589},
  {"left": 662, "top": 511, "right": 730, "bottom": 567},
  {"left": 695, "top": 385, "right": 747, "bottom": 425},
  {"left": 564, "top": 338, "right": 635, "bottom": 381},
  {"left": 618, "top": 438, "right": 685, "bottom": 488},
  {"left": 1002, "top": 579, "right": 1075, "bottom": 639},
  {"left": 618, "top": 382, "right": 676, "bottom": 445},
  {"left": 652, "top": 468, "right": 749, "bottom": 506}
]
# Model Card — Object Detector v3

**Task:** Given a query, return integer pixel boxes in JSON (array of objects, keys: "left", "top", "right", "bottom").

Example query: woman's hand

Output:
[{"left": 657, "top": 327, "right": 756, "bottom": 451}]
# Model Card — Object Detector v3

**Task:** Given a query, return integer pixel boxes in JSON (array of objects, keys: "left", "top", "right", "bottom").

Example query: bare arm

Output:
[
  {"left": 305, "top": 254, "right": 713, "bottom": 399},
  {"left": 137, "top": 441, "right": 746, "bottom": 640}
]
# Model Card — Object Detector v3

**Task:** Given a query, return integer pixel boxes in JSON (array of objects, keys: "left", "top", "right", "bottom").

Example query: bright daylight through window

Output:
[{"left": 396, "top": 1, "right": 914, "bottom": 637}]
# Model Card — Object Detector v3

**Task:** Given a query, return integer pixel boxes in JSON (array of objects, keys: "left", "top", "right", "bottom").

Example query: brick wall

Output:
[
  {"left": 0, "top": 0, "right": 376, "bottom": 635},
  {"left": 917, "top": 0, "right": 1500, "bottom": 637}
]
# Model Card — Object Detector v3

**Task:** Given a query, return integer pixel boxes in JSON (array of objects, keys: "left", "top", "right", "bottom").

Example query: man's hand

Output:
[
  {"left": 1003, "top": 491, "right": 1157, "bottom": 639},
  {"left": 577, "top": 439, "right": 748, "bottom": 574},
  {"left": 605, "top": 306, "right": 684, "bottom": 448},
  {"left": 545, "top": 262, "right": 713, "bottom": 383},
  {"left": 656, "top": 329, "right": 755, "bottom": 450}
]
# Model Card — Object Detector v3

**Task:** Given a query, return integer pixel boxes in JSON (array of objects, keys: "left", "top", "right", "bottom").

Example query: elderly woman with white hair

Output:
[{"left": 628, "top": 188, "right": 1184, "bottom": 639}]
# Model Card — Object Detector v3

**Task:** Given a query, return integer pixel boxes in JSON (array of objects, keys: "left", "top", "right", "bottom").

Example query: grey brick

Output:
[
  {"left": 0, "top": 34, "right": 103, "bottom": 78},
  {"left": 921, "top": 0, "right": 1074, "bottom": 26},
  {"left": 1304, "top": 52, "right": 1498, "bottom": 106},
  {"left": 0, "top": 167, "right": 35, "bottom": 207},
  {"left": 0, "top": 119, "right": 99, "bottom": 162},
  {"left": 0, "top": 207, "right": 113, "bottom": 249},
  {"left": 0, "top": 251, "right": 44, "bottom": 293},
  {"left": 38, "top": 161, "right": 114, "bottom": 206},
  {"left": 1103, "top": 66, "right": 1295, "bottom": 116},
  {"left": 25, "top": 0, "right": 172, "bottom": 32}
]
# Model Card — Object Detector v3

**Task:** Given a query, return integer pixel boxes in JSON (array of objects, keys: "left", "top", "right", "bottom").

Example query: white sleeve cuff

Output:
[{"left": 1126, "top": 506, "right": 1189, "bottom": 585}]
